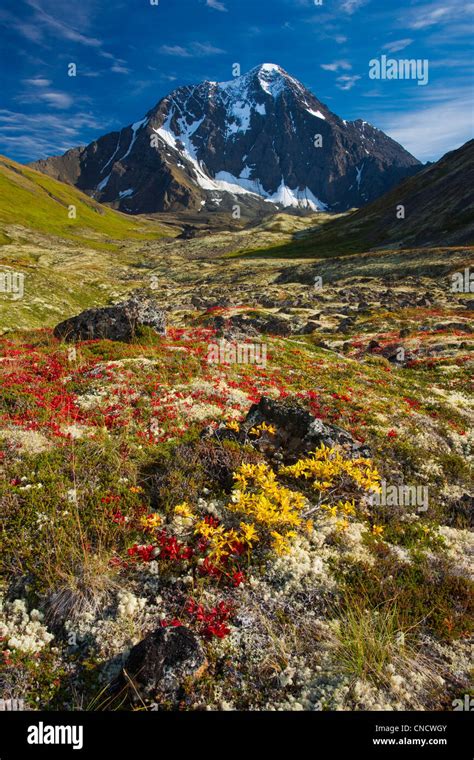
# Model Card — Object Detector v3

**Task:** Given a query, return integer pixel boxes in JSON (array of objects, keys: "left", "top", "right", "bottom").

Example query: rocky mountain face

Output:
[
  {"left": 272, "top": 139, "right": 474, "bottom": 256},
  {"left": 31, "top": 63, "right": 421, "bottom": 216}
]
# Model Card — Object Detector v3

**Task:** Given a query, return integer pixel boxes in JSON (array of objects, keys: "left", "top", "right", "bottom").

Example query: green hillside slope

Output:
[{"left": 0, "top": 156, "right": 169, "bottom": 249}]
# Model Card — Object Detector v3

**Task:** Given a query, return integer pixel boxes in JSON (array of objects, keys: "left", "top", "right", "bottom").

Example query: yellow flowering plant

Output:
[
  {"left": 226, "top": 462, "right": 305, "bottom": 554},
  {"left": 279, "top": 444, "right": 381, "bottom": 495}
]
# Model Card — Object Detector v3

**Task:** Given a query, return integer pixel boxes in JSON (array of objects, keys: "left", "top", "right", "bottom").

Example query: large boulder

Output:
[
  {"left": 118, "top": 626, "right": 206, "bottom": 702},
  {"left": 53, "top": 296, "right": 166, "bottom": 343}
]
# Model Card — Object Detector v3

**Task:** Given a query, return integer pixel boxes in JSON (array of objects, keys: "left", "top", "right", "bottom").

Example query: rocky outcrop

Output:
[{"left": 53, "top": 296, "right": 166, "bottom": 342}]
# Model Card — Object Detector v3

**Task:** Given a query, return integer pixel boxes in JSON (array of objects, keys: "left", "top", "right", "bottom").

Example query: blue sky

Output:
[{"left": 0, "top": 0, "right": 472, "bottom": 163}]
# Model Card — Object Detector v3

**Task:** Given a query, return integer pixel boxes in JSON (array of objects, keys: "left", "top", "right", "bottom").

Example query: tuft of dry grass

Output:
[
  {"left": 44, "top": 553, "right": 119, "bottom": 629},
  {"left": 333, "top": 595, "right": 433, "bottom": 690}
]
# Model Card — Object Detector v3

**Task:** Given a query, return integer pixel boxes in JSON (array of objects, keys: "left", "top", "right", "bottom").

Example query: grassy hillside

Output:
[{"left": 0, "top": 156, "right": 171, "bottom": 250}]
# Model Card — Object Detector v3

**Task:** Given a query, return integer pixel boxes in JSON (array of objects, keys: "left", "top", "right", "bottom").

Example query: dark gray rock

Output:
[
  {"left": 435, "top": 322, "right": 472, "bottom": 334},
  {"left": 210, "top": 312, "right": 293, "bottom": 338},
  {"left": 119, "top": 626, "right": 206, "bottom": 701},
  {"left": 298, "top": 320, "right": 321, "bottom": 334},
  {"left": 53, "top": 296, "right": 166, "bottom": 343},
  {"left": 207, "top": 395, "right": 371, "bottom": 462},
  {"left": 337, "top": 317, "right": 355, "bottom": 333}
]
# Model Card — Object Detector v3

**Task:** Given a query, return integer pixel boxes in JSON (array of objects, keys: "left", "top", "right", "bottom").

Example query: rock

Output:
[
  {"left": 447, "top": 493, "right": 473, "bottom": 528},
  {"left": 298, "top": 320, "right": 321, "bottom": 334},
  {"left": 209, "top": 396, "right": 371, "bottom": 462},
  {"left": 177, "top": 225, "right": 197, "bottom": 240},
  {"left": 435, "top": 322, "right": 472, "bottom": 334},
  {"left": 337, "top": 317, "right": 355, "bottom": 333},
  {"left": 119, "top": 626, "right": 206, "bottom": 701},
  {"left": 379, "top": 343, "right": 416, "bottom": 365},
  {"left": 210, "top": 312, "right": 293, "bottom": 339},
  {"left": 367, "top": 339, "right": 381, "bottom": 352},
  {"left": 191, "top": 295, "right": 207, "bottom": 308},
  {"left": 54, "top": 296, "right": 166, "bottom": 343}
]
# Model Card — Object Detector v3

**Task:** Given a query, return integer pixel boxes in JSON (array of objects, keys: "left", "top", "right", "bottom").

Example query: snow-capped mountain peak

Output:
[{"left": 30, "top": 64, "right": 421, "bottom": 217}]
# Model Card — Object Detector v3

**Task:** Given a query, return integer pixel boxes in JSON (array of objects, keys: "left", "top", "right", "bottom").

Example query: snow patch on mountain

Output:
[
  {"left": 152, "top": 113, "right": 217, "bottom": 191},
  {"left": 97, "top": 173, "right": 111, "bottom": 191},
  {"left": 119, "top": 188, "right": 134, "bottom": 198},
  {"left": 212, "top": 171, "right": 327, "bottom": 210},
  {"left": 120, "top": 118, "right": 148, "bottom": 162},
  {"left": 102, "top": 133, "right": 122, "bottom": 174},
  {"left": 226, "top": 101, "right": 252, "bottom": 136},
  {"left": 264, "top": 181, "right": 328, "bottom": 211},
  {"left": 307, "top": 108, "right": 326, "bottom": 120}
]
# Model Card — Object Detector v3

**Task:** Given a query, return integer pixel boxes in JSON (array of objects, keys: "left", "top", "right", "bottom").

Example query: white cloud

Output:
[
  {"left": 111, "top": 63, "right": 130, "bottom": 74},
  {"left": 0, "top": 109, "right": 108, "bottom": 161},
  {"left": 404, "top": 5, "right": 451, "bottom": 29},
  {"left": 401, "top": 1, "right": 474, "bottom": 30},
  {"left": 340, "top": 0, "right": 370, "bottom": 14},
  {"left": 336, "top": 74, "right": 361, "bottom": 90},
  {"left": 39, "top": 91, "right": 73, "bottom": 108},
  {"left": 160, "top": 42, "right": 225, "bottom": 57},
  {"left": 382, "top": 39, "right": 413, "bottom": 53},
  {"left": 16, "top": 85, "right": 74, "bottom": 110},
  {"left": 321, "top": 60, "right": 352, "bottom": 72},
  {"left": 22, "top": 0, "right": 102, "bottom": 47},
  {"left": 160, "top": 45, "right": 193, "bottom": 58},
  {"left": 22, "top": 78, "right": 52, "bottom": 87},
  {"left": 206, "top": 0, "right": 228, "bottom": 11},
  {"left": 375, "top": 97, "right": 473, "bottom": 161},
  {"left": 192, "top": 42, "right": 226, "bottom": 55}
]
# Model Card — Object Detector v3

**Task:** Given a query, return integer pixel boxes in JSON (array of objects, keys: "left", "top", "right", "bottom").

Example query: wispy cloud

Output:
[
  {"left": 17, "top": 77, "right": 74, "bottom": 110},
  {"left": 340, "top": 0, "right": 370, "bottom": 14},
  {"left": 400, "top": 1, "right": 474, "bottom": 30},
  {"left": 336, "top": 74, "right": 361, "bottom": 90},
  {"left": 382, "top": 38, "right": 413, "bottom": 53},
  {"left": 0, "top": 109, "right": 108, "bottom": 161},
  {"left": 378, "top": 98, "right": 473, "bottom": 161},
  {"left": 111, "top": 63, "right": 131, "bottom": 74},
  {"left": 21, "top": 0, "right": 102, "bottom": 47},
  {"left": 160, "top": 42, "right": 226, "bottom": 57},
  {"left": 160, "top": 45, "right": 193, "bottom": 58},
  {"left": 37, "top": 91, "right": 73, "bottom": 108},
  {"left": 206, "top": 0, "right": 228, "bottom": 11},
  {"left": 321, "top": 60, "right": 352, "bottom": 72},
  {"left": 22, "top": 77, "right": 52, "bottom": 87}
]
